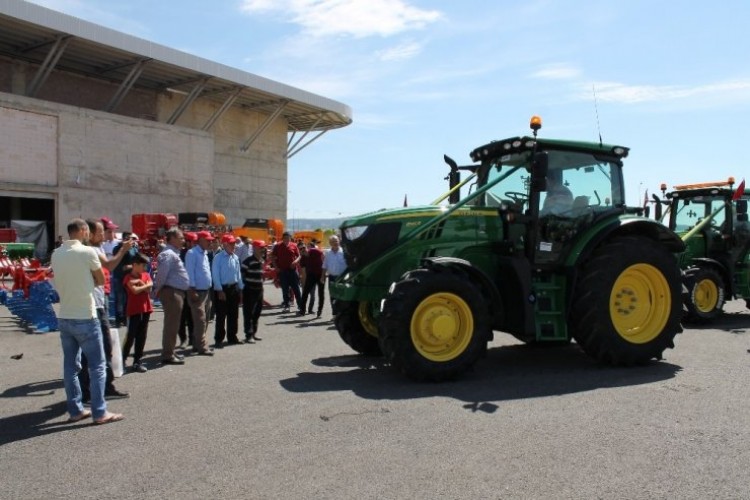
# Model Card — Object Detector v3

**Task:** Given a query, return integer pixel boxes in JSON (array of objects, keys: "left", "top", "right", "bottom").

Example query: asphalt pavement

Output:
[{"left": 1, "top": 284, "right": 749, "bottom": 499}]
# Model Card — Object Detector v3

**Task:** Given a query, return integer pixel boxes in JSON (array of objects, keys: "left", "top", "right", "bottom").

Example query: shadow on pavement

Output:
[
  {"left": 281, "top": 344, "right": 682, "bottom": 413},
  {"left": 0, "top": 379, "right": 87, "bottom": 446},
  {"left": 683, "top": 312, "right": 750, "bottom": 334}
]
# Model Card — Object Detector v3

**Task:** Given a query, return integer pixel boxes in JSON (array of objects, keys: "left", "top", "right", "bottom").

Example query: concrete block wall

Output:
[
  {"left": 56, "top": 109, "right": 215, "bottom": 231},
  {"left": 157, "top": 92, "right": 288, "bottom": 224},
  {"left": 0, "top": 84, "right": 289, "bottom": 234},
  {"left": 0, "top": 57, "right": 158, "bottom": 120}
]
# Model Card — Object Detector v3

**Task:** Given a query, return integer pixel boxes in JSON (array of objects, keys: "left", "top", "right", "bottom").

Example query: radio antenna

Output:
[{"left": 593, "top": 84, "right": 603, "bottom": 146}]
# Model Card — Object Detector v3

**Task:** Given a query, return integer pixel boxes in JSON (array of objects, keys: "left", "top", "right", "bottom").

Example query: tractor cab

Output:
[
  {"left": 664, "top": 178, "right": 748, "bottom": 265},
  {"left": 467, "top": 118, "right": 630, "bottom": 267}
]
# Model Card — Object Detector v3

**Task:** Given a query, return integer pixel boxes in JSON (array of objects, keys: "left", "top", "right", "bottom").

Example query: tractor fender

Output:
[
  {"left": 420, "top": 256, "right": 504, "bottom": 330},
  {"left": 565, "top": 217, "right": 685, "bottom": 268}
]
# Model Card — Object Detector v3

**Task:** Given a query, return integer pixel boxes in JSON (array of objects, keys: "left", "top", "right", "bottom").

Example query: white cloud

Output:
[
  {"left": 240, "top": 0, "right": 442, "bottom": 38},
  {"left": 531, "top": 63, "right": 581, "bottom": 80},
  {"left": 376, "top": 41, "right": 422, "bottom": 61},
  {"left": 585, "top": 79, "right": 750, "bottom": 104}
]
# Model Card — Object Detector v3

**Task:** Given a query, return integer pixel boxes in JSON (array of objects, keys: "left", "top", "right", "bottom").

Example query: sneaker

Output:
[
  {"left": 281, "top": 307, "right": 290, "bottom": 313},
  {"left": 132, "top": 362, "right": 148, "bottom": 373}
]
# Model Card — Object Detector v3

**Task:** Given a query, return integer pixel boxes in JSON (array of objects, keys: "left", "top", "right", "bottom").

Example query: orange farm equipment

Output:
[{"left": 234, "top": 218, "right": 284, "bottom": 245}]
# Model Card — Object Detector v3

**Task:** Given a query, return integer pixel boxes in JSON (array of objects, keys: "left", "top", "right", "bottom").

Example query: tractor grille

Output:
[{"left": 342, "top": 222, "right": 401, "bottom": 271}]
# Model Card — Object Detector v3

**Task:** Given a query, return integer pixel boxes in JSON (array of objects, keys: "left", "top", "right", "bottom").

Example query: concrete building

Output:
[{"left": 0, "top": 0, "right": 351, "bottom": 249}]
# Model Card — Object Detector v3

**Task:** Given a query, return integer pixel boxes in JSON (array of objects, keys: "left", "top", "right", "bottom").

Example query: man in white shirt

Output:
[
  {"left": 322, "top": 235, "right": 347, "bottom": 316},
  {"left": 100, "top": 217, "right": 121, "bottom": 259},
  {"left": 51, "top": 218, "right": 123, "bottom": 425}
]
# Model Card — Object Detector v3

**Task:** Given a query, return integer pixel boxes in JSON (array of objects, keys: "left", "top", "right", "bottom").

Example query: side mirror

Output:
[
  {"left": 737, "top": 199, "right": 748, "bottom": 215},
  {"left": 530, "top": 152, "right": 548, "bottom": 192}
]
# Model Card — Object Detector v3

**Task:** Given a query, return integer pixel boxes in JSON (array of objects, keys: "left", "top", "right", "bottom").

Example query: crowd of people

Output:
[{"left": 51, "top": 216, "right": 348, "bottom": 425}]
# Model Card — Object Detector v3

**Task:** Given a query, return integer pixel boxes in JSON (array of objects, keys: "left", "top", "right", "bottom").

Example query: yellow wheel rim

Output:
[
  {"left": 693, "top": 278, "right": 719, "bottom": 313},
  {"left": 358, "top": 301, "right": 379, "bottom": 338},
  {"left": 610, "top": 263, "right": 671, "bottom": 344},
  {"left": 410, "top": 292, "right": 474, "bottom": 361}
]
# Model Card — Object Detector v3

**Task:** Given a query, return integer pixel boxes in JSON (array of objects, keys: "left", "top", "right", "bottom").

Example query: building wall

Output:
[
  {"left": 0, "top": 57, "right": 158, "bottom": 120},
  {"left": 157, "top": 92, "right": 288, "bottom": 224},
  {"left": 0, "top": 71, "right": 289, "bottom": 233}
]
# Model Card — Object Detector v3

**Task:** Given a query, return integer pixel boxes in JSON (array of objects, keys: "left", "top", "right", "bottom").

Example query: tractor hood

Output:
[{"left": 340, "top": 205, "right": 451, "bottom": 229}]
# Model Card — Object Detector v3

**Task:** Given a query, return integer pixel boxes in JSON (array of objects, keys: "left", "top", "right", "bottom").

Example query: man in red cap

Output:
[
  {"left": 211, "top": 233, "right": 243, "bottom": 347},
  {"left": 300, "top": 239, "right": 325, "bottom": 318},
  {"left": 100, "top": 217, "right": 120, "bottom": 259},
  {"left": 184, "top": 231, "right": 215, "bottom": 355},
  {"left": 271, "top": 231, "right": 303, "bottom": 314},
  {"left": 241, "top": 240, "right": 266, "bottom": 342},
  {"left": 177, "top": 232, "right": 198, "bottom": 348}
]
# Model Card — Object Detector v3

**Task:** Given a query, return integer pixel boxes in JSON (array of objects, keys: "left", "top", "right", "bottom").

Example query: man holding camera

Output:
[{"left": 110, "top": 231, "right": 139, "bottom": 327}]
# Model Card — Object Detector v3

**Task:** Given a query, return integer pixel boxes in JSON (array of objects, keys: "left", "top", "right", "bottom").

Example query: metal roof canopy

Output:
[{"left": 0, "top": 0, "right": 352, "bottom": 158}]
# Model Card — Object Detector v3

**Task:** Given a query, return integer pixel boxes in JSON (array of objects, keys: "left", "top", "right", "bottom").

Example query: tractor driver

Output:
[{"left": 541, "top": 173, "right": 573, "bottom": 216}]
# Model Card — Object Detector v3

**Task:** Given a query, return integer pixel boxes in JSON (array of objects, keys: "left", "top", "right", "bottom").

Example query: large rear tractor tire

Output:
[
  {"left": 684, "top": 267, "right": 725, "bottom": 322},
  {"left": 334, "top": 301, "right": 382, "bottom": 356},
  {"left": 571, "top": 236, "right": 682, "bottom": 365},
  {"left": 379, "top": 267, "right": 491, "bottom": 381}
]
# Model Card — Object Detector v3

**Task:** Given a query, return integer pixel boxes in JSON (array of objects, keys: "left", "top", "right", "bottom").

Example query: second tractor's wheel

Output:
[
  {"left": 571, "top": 236, "right": 682, "bottom": 365},
  {"left": 334, "top": 301, "right": 382, "bottom": 356},
  {"left": 684, "top": 267, "right": 725, "bottom": 322},
  {"left": 379, "top": 267, "right": 491, "bottom": 381}
]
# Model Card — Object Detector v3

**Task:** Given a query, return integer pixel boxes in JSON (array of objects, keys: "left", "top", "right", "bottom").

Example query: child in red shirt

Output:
[{"left": 122, "top": 253, "right": 153, "bottom": 373}]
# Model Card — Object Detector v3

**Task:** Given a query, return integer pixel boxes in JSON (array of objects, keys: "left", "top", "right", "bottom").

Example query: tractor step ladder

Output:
[{"left": 532, "top": 273, "right": 568, "bottom": 341}]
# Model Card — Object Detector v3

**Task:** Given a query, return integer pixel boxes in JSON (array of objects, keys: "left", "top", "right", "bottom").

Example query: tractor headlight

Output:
[{"left": 344, "top": 225, "right": 369, "bottom": 241}]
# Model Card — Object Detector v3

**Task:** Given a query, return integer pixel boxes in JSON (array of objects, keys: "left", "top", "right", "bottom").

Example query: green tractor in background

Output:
[
  {"left": 331, "top": 117, "right": 685, "bottom": 381},
  {"left": 650, "top": 178, "right": 750, "bottom": 322}
]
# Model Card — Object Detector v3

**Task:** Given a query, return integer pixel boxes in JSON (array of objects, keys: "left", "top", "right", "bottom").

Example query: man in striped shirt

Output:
[{"left": 241, "top": 240, "right": 266, "bottom": 343}]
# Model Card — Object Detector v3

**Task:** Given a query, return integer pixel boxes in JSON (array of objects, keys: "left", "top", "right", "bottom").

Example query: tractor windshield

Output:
[
  {"left": 471, "top": 149, "right": 625, "bottom": 215},
  {"left": 672, "top": 196, "right": 728, "bottom": 233}
]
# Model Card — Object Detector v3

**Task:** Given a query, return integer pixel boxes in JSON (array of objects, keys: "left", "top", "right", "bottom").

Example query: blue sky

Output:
[{"left": 29, "top": 0, "right": 750, "bottom": 218}]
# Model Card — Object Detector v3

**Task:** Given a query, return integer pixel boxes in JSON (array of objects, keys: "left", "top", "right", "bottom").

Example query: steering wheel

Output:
[{"left": 504, "top": 192, "right": 528, "bottom": 204}]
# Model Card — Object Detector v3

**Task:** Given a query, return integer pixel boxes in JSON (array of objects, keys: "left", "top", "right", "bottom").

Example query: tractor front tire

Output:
[
  {"left": 684, "top": 267, "right": 725, "bottom": 322},
  {"left": 571, "top": 236, "right": 682, "bottom": 365},
  {"left": 334, "top": 301, "right": 382, "bottom": 356},
  {"left": 379, "top": 268, "right": 491, "bottom": 381}
]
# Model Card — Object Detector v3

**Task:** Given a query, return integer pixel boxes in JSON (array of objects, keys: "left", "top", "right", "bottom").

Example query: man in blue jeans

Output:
[{"left": 51, "top": 218, "right": 123, "bottom": 425}]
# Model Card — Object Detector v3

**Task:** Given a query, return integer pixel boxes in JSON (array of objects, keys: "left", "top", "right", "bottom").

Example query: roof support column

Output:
[
  {"left": 286, "top": 113, "right": 324, "bottom": 158},
  {"left": 26, "top": 35, "right": 71, "bottom": 97},
  {"left": 239, "top": 100, "right": 289, "bottom": 152},
  {"left": 166, "top": 77, "right": 210, "bottom": 125},
  {"left": 288, "top": 130, "right": 328, "bottom": 159},
  {"left": 202, "top": 86, "right": 243, "bottom": 131},
  {"left": 104, "top": 59, "right": 147, "bottom": 113}
]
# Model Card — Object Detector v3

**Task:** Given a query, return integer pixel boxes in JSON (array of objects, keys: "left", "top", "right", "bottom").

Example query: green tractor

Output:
[
  {"left": 331, "top": 117, "right": 685, "bottom": 381},
  {"left": 652, "top": 178, "right": 750, "bottom": 322}
]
